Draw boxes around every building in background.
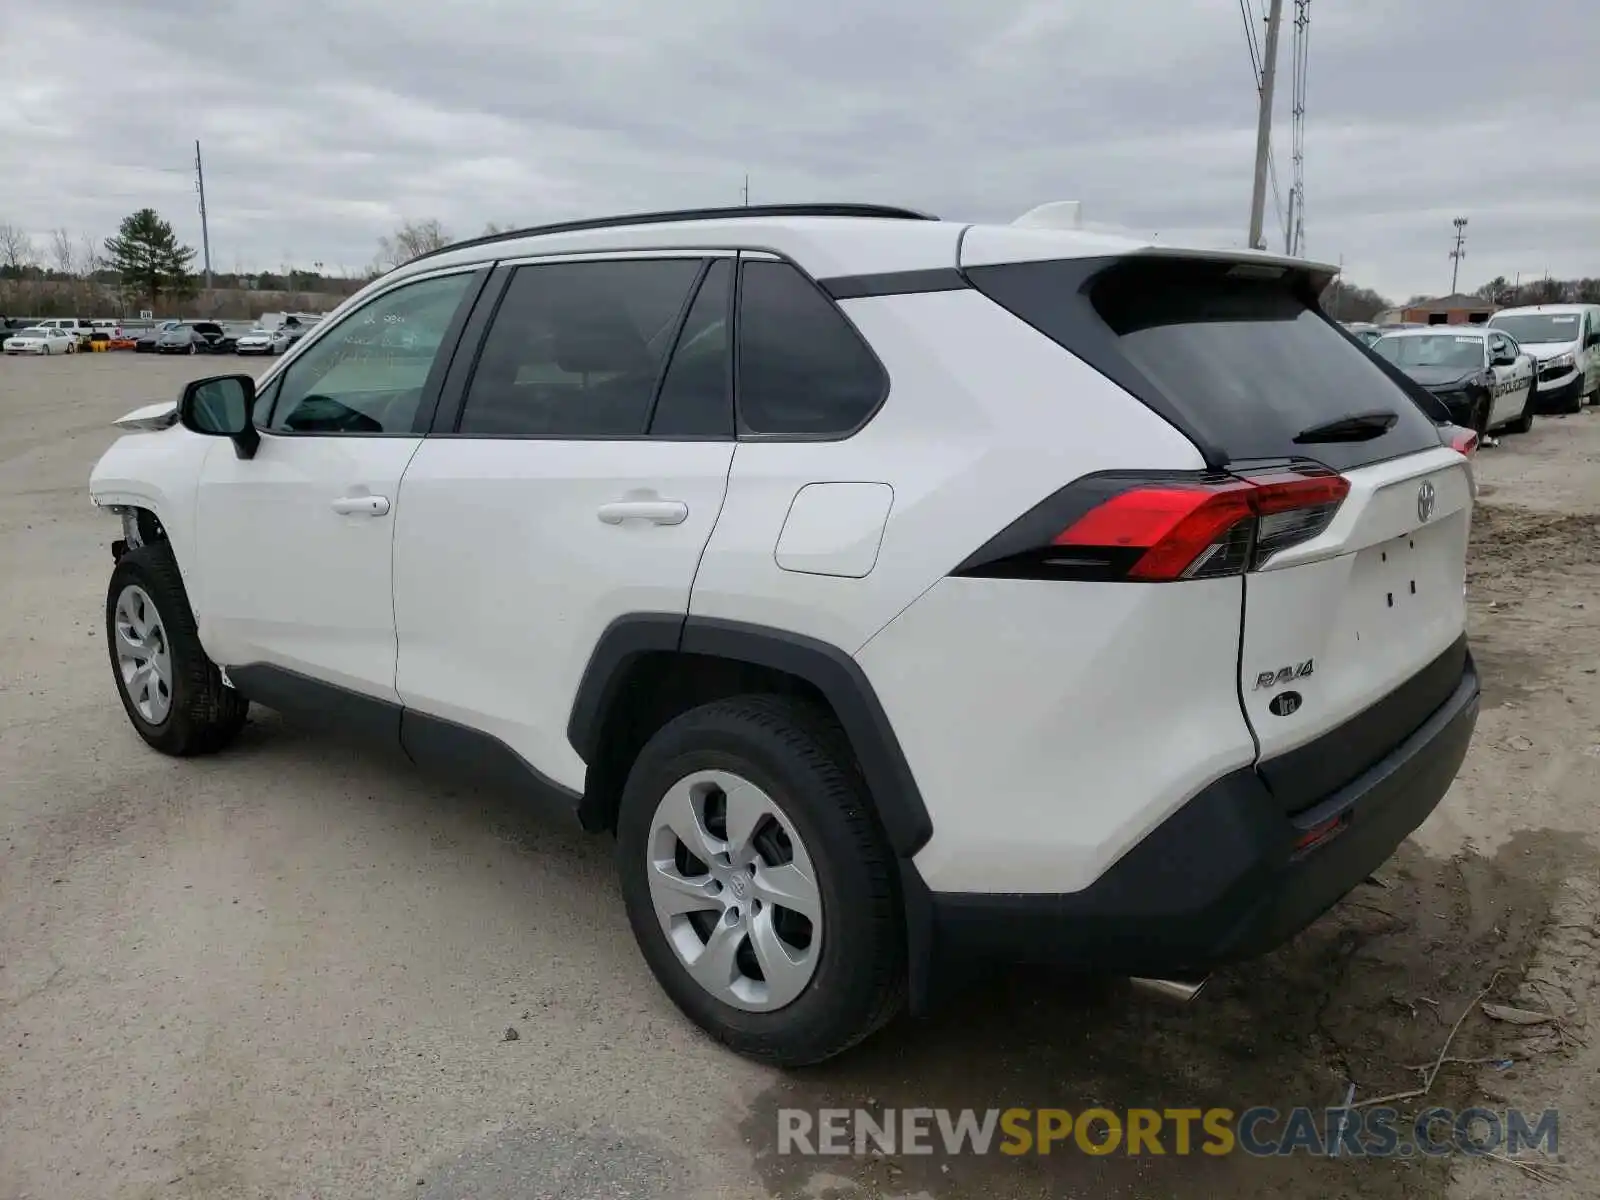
[1397,294,1499,325]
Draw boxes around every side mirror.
[179,374,260,459]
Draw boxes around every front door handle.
[331,495,391,517]
[597,500,688,526]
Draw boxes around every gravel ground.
[2,353,1597,1200]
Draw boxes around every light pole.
[1449,217,1468,294]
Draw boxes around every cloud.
[2,0,1595,297]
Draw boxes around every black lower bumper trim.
[1535,375,1584,413]
[915,653,1479,982]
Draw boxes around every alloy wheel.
[646,769,822,1012]
[113,584,173,724]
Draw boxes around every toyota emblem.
[1417,480,1436,524]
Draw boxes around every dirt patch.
[742,832,1591,1200]
[1468,505,1600,590]
[1465,504,1597,709]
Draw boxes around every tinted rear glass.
[968,257,1443,471]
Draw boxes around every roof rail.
[404,202,940,267]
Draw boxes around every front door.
[394,254,737,790]
[1485,331,1531,426]
[192,267,483,701]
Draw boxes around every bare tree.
[50,228,75,275]
[375,218,452,269]
[0,222,34,272]
[75,233,102,278]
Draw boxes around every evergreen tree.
[103,209,197,309]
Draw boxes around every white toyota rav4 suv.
[88,203,1480,1066]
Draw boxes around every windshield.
[1371,333,1484,370]
[1490,313,1582,344]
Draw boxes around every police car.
[1369,326,1536,441]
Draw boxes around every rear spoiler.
[1129,246,1340,294]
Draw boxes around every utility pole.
[194,140,213,291]
[1448,217,1468,294]
[1247,0,1285,251]
[742,174,750,206]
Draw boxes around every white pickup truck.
[35,318,92,346]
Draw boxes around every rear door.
[392,253,737,792]
[964,249,1472,811]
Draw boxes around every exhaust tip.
[1129,975,1210,1004]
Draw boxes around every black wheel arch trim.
[567,614,934,858]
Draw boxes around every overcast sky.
[3,0,1595,300]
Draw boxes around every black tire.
[106,542,248,756]
[616,694,905,1066]
[1470,392,1492,440]
[187,342,197,356]
[1509,379,1536,434]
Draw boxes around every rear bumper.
[911,650,1479,984]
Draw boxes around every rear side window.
[968,257,1443,471]
[736,259,886,436]
[649,259,733,438]
[458,258,702,437]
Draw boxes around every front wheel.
[616,695,905,1066]
[107,543,249,756]
[187,342,197,356]
[1509,382,1536,434]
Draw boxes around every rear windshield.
[966,256,1443,471]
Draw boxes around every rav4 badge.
[1254,660,1314,690]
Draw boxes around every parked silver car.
[234,326,294,356]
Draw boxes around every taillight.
[1444,425,1478,457]
[954,466,1350,583]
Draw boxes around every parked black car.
[155,321,234,354]
[135,322,180,353]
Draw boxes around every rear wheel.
[107,543,248,756]
[616,695,904,1066]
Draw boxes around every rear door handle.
[597,500,688,526]
[331,495,391,517]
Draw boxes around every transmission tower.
[1287,0,1309,256]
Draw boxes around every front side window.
[456,258,702,437]
[266,271,474,435]
[736,260,886,436]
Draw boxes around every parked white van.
[1487,304,1600,414]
